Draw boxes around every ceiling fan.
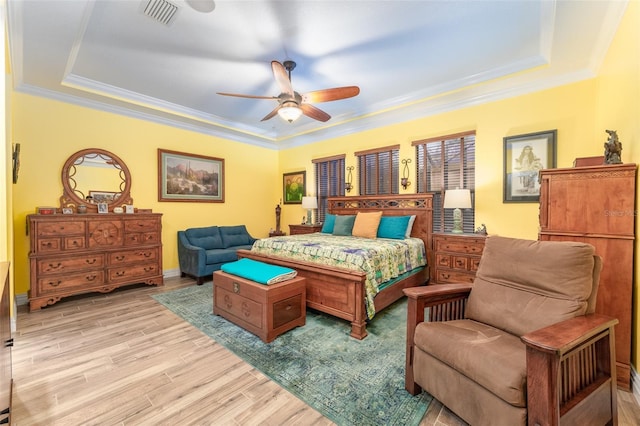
[217,60,360,123]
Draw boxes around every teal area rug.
[152,284,431,425]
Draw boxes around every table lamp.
[443,188,471,233]
[301,196,318,225]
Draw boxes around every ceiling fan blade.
[260,105,281,122]
[217,92,277,100]
[302,86,360,103]
[300,103,331,122]
[271,61,294,97]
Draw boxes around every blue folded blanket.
[221,258,297,285]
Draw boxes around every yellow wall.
[11,94,279,295]
[593,0,640,371]
[8,1,640,371]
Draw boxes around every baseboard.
[15,292,28,307]
[163,268,181,278]
[631,365,640,404]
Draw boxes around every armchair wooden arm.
[404,284,472,394]
[522,314,618,426]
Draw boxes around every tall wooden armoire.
[539,163,636,390]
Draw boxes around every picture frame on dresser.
[97,203,108,214]
[503,129,556,203]
[157,149,225,203]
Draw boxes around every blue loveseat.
[177,225,257,285]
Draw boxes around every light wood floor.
[10,276,640,425]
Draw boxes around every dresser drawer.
[108,262,160,282]
[124,232,159,246]
[36,221,85,236]
[64,236,86,250]
[88,221,124,247]
[435,238,484,254]
[436,254,451,268]
[37,255,105,274]
[435,269,475,284]
[37,238,61,253]
[109,247,159,265]
[124,219,158,232]
[37,270,105,294]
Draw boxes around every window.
[355,145,399,195]
[313,155,346,223]
[413,132,476,233]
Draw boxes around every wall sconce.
[401,158,411,189]
[345,166,354,193]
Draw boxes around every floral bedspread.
[250,233,427,319]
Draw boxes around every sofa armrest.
[522,314,619,425]
[177,231,206,277]
[404,283,472,395]
[521,313,618,355]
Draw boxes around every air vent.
[143,0,179,25]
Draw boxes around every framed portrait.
[97,203,109,214]
[283,171,306,204]
[503,130,557,203]
[89,190,118,203]
[158,149,224,203]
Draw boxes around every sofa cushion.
[466,236,596,336]
[414,319,526,407]
[220,225,252,248]
[206,248,240,265]
[184,226,224,250]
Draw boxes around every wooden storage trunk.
[213,271,306,343]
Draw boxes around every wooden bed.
[237,194,433,339]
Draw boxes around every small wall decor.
[283,171,306,204]
[401,158,411,189]
[503,130,556,203]
[345,166,354,193]
[158,149,225,202]
[603,129,623,164]
[12,143,20,184]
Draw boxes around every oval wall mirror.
[60,148,133,213]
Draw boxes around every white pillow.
[405,215,416,238]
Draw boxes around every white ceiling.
[7,0,628,149]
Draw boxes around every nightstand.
[432,233,486,284]
[269,230,286,237]
[289,224,322,235]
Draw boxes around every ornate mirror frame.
[60,148,133,213]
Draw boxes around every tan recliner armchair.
[405,236,618,426]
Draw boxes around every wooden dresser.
[0,263,12,424]
[432,233,486,284]
[289,224,322,235]
[28,213,163,311]
[539,163,636,390]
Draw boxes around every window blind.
[313,155,345,223]
[414,132,476,233]
[355,145,399,195]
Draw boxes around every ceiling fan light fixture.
[278,102,303,123]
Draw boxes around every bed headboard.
[327,194,434,265]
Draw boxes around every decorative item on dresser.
[539,163,637,390]
[432,232,486,284]
[288,224,322,235]
[28,213,164,311]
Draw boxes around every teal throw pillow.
[377,216,411,239]
[332,215,356,236]
[321,214,336,233]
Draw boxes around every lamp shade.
[278,102,303,123]
[443,189,471,209]
[301,196,318,209]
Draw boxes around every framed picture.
[89,190,119,203]
[97,203,109,214]
[503,130,557,203]
[283,171,306,204]
[158,149,224,202]
[124,204,135,214]
[62,207,73,215]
